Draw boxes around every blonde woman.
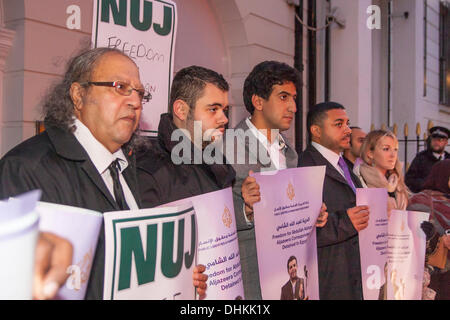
[355,129,437,299]
[353,129,410,212]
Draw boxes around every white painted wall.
[390,0,449,166]
[328,0,373,133]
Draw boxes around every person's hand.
[241,170,260,222]
[347,205,370,232]
[193,264,208,300]
[315,203,328,228]
[33,232,73,300]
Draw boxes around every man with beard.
[405,126,449,193]
[297,102,369,300]
[137,66,234,206]
[137,67,235,296]
[280,256,306,300]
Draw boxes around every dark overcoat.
[298,144,363,300]
[0,123,141,300]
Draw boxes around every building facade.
[1,0,449,166]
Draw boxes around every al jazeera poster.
[92,0,177,133]
[161,188,245,300]
[356,188,429,300]
[252,166,326,300]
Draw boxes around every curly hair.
[243,61,301,115]
[41,47,131,132]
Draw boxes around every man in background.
[280,256,306,300]
[343,126,367,171]
[405,126,449,193]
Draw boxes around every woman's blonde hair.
[360,129,410,196]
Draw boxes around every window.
[440,1,450,106]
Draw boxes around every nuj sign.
[93,0,178,133]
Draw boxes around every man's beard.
[186,117,225,150]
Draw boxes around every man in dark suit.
[0,48,207,299]
[298,102,370,300]
[405,126,449,193]
[280,256,306,300]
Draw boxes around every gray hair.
[42,47,132,132]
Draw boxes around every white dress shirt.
[311,141,346,178]
[245,117,287,170]
[243,117,288,224]
[73,119,139,210]
[433,152,444,160]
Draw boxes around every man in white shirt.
[298,101,369,300]
[226,61,327,299]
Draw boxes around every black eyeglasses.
[81,81,152,103]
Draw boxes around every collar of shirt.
[433,152,444,160]
[311,141,345,176]
[245,117,286,151]
[73,118,128,175]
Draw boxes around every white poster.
[0,190,41,300]
[92,0,177,133]
[162,188,245,300]
[103,204,197,300]
[36,202,103,300]
[252,166,326,300]
[386,210,429,300]
[356,188,389,300]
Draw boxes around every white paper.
[0,190,41,299]
[36,202,103,300]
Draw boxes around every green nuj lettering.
[130,0,153,31]
[118,224,157,291]
[101,0,127,26]
[153,5,172,36]
[161,219,184,278]
[184,215,196,269]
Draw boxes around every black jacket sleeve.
[405,156,425,193]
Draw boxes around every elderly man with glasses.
[0,47,207,299]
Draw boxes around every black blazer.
[0,124,141,300]
[298,145,363,300]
